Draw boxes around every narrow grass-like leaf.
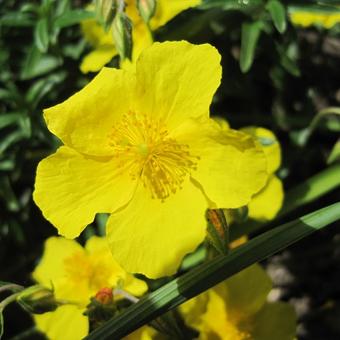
[86,202,340,340]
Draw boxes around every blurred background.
[0,0,339,339]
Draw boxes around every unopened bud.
[95,287,113,305]
[206,209,229,255]
[17,285,58,314]
[112,11,133,61]
[95,0,118,30]
[137,0,157,23]
[85,288,116,328]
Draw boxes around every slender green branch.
[0,292,21,310]
[0,284,24,294]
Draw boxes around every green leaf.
[240,20,263,73]
[34,18,50,52]
[21,46,62,80]
[266,0,286,33]
[0,12,34,26]
[0,113,22,130]
[276,44,300,77]
[327,139,340,164]
[54,10,94,28]
[0,310,3,339]
[85,202,340,340]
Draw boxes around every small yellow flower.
[80,0,201,73]
[181,264,297,340]
[34,41,267,278]
[33,236,147,340]
[289,9,340,29]
[242,127,284,221]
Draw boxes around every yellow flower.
[33,236,147,340]
[34,41,267,278]
[181,264,297,340]
[289,9,340,29]
[80,0,201,73]
[241,127,284,221]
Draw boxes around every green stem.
[0,284,24,294]
[301,106,340,146]
[0,292,21,310]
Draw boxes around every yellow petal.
[34,305,88,340]
[85,236,148,296]
[248,175,284,221]
[136,41,221,130]
[81,17,112,47]
[33,146,136,238]
[173,119,268,208]
[252,302,297,340]
[241,127,281,174]
[80,45,116,74]
[222,264,272,318]
[151,0,201,29]
[43,67,136,156]
[200,290,246,340]
[131,21,153,62]
[180,293,209,331]
[106,179,208,278]
[124,325,158,340]
[32,237,83,288]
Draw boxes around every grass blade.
[86,202,340,340]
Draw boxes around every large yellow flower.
[33,236,147,340]
[80,0,201,73]
[34,41,267,278]
[242,127,284,221]
[181,264,297,340]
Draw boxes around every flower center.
[109,112,199,200]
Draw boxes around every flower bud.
[95,287,113,305]
[206,209,229,255]
[17,285,58,314]
[137,0,157,23]
[112,11,133,61]
[95,0,117,30]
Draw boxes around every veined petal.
[80,45,116,74]
[252,302,297,340]
[136,41,221,130]
[85,236,148,296]
[33,146,136,238]
[242,126,281,175]
[151,0,201,29]
[172,119,268,209]
[32,237,84,288]
[222,264,272,318]
[201,290,243,340]
[34,305,88,340]
[106,180,208,278]
[43,68,136,156]
[248,175,284,221]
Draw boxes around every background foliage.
[0,0,339,339]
